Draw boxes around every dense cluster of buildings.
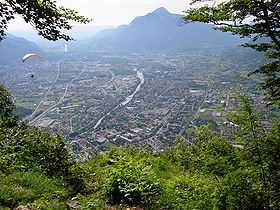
[0,53,269,156]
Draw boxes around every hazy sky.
[8,0,190,31]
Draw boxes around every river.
[93,71,144,130]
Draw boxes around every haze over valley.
[1,1,280,209]
[0,8,268,155]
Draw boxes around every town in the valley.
[0,52,272,156]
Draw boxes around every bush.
[0,124,70,175]
[0,84,17,127]
[82,147,162,209]
[0,125,72,176]
[78,195,107,210]
[168,126,239,176]
[105,162,161,207]
[0,171,67,209]
[0,124,85,193]
[160,174,219,210]
[220,169,264,210]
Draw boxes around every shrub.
[220,169,264,210]
[78,195,107,210]
[168,127,239,176]
[105,162,161,208]
[0,171,67,209]
[0,124,85,192]
[0,84,17,127]
[160,174,219,210]
[82,147,162,209]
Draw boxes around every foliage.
[0,171,67,209]
[77,195,107,210]
[0,123,85,193]
[0,84,16,127]
[81,147,162,209]
[228,96,260,138]
[160,174,219,210]
[185,0,280,105]
[228,96,280,209]
[168,126,238,176]
[0,0,91,41]
[105,164,161,207]
[1,0,278,209]
[0,118,279,209]
[0,86,84,209]
[0,85,279,209]
[220,169,264,210]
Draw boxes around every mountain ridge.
[78,7,242,52]
[0,34,41,64]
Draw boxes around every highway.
[26,61,62,122]
[29,62,85,126]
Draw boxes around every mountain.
[80,7,242,52]
[0,35,41,64]
[10,25,112,51]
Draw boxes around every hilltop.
[79,7,242,52]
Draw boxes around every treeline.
[0,84,279,210]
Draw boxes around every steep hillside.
[0,35,41,64]
[81,7,242,52]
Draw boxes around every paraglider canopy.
[22,53,42,63]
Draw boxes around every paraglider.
[22,53,42,63]
[22,53,42,79]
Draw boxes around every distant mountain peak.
[151,7,170,15]
[86,6,241,52]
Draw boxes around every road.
[67,70,144,138]
[26,61,62,121]
[29,62,85,126]
[93,71,144,130]
[179,80,211,137]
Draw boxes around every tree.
[0,0,91,41]
[0,84,16,126]
[228,96,280,209]
[185,0,280,105]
